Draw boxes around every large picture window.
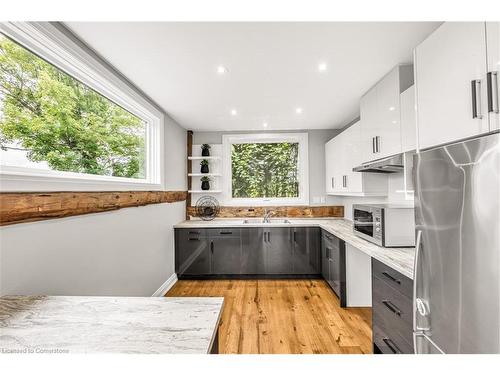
[223,133,309,206]
[0,34,146,179]
[0,22,163,191]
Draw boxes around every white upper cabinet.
[400,85,417,152]
[360,65,414,162]
[487,22,500,131]
[414,22,490,150]
[325,120,388,196]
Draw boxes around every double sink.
[242,218,291,224]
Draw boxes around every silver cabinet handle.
[487,72,499,114]
[372,137,376,154]
[471,79,483,119]
[376,136,380,153]
[342,175,347,188]
[331,177,335,188]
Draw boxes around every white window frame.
[222,133,309,206]
[0,22,165,192]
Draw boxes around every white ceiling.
[66,22,440,131]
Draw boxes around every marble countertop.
[175,218,415,279]
[0,296,223,354]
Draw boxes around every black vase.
[201,148,210,156]
[201,164,209,173]
[201,181,210,190]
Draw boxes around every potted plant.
[201,176,211,191]
[200,159,209,173]
[201,144,211,157]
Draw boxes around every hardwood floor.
[166,279,372,354]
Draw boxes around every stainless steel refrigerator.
[413,131,500,354]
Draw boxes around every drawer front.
[373,324,413,354]
[206,228,241,238]
[372,274,413,328]
[176,228,207,239]
[372,258,413,299]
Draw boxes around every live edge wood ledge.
[0,191,187,226]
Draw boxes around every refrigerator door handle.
[413,229,422,332]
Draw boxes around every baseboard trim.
[152,273,178,297]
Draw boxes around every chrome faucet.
[263,208,274,223]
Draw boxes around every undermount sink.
[242,218,291,224]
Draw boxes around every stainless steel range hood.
[352,153,404,173]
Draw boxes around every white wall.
[0,202,184,296]
[193,129,340,206]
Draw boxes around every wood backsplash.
[187,205,344,219]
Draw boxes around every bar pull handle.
[188,238,200,241]
[382,300,402,316]
[342,175,347,188]
[210,241,214,254]
[381,271,401,285]
[487,72,499,114]
[293,230,297,243]
[188,231,201,235]
[331,177,335,188]
[382,338,402,354]
[376,136,380,153]
[372,137,376,154]
[268,231,271,242]
[219,231,233,235]
[471,79,483,119]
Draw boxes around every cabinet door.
[340,121,363,193]
[376,68,402,158]
[360,87,379,161]
[325,135,343,193]
[265,228,292,274]
[321,232,330,280]
[175,230,210,276]
[241,228,265,274]
[415,22,489,150]
[487,22,500,131]
[210,234,242,275]
[325,139,336,193]
[292,228,320,274]
[400,86,417,152]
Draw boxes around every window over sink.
[222,133,309,206]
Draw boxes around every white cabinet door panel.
[487,22,500,130]
[415,22,489,150]
[360,88,378,161]
[400,86,417,152]
[376,68,403,158]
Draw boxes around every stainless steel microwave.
[353,204,415,247]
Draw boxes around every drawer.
[372,275,413,327]
[372,258,413,299]
[373,324,414,354]
[176,228,207,239]
[206,228,241,238]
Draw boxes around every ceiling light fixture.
[231,109,237,116]
[295,107,303,114]
[318,62,327,72]
[262,122,268,128]
[217,66,228,74]
[389,106,396,111]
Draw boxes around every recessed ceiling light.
[262,122,268,128]
[217,66,228,74]
[389,106,396,111]
[230,109,237,116]
[295,107,303,114]
[318,62,327,72]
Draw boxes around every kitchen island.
[0,296,223,354]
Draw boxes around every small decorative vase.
[201,180,210,190]
[202,148,210,157]
[201,164,209,174]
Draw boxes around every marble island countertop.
[175,218,415,279]
[0,296,223,354]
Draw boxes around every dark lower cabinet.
[175,226,321,278]
[264,228,293,274]
[175,229,211,276]
[321,229,346,306]
[292,227,321,274]
[241,228,265,274]
[372,258,414,354]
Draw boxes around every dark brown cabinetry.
[372,258,414,354]
[175,227,321,278]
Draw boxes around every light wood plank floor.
[166,279,372,354]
